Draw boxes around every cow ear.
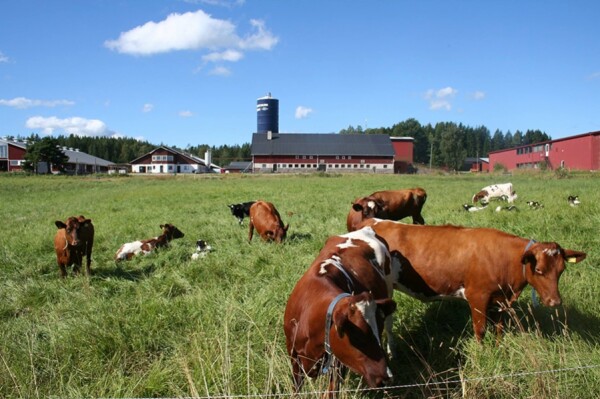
[375,298,396,317]
[352,203,364,212]
[160,224,165,229]
[55,221,66,229]
[284,224,290,232]
[332,305,350,338]
[521,250,537,268]
[564,249,587,264]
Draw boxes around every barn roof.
[251,133,395,156]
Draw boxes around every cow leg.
[248,221,255,241]
[489,307,505,345]
[290,354,305,393]
[468,297,490,342]
[384,314,396,357]
[326,359,344,399]
[72,252,83,276]
[58,262,67,278]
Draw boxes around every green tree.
[437,122,467,171]
[23,137,69,174]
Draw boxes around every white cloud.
[179,110,193,117]
[142,103,154,113]
[208,66,231,76]
[295,106,313,119]
[588,71,600,80]
[25,116,118,137]
[0,97,75,109]
[104,10,277,56]
[471,91,486,100]
[424,87,457,111]
[0,51,8,63]
[202,49,244,62]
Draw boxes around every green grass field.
[1,171,599,398]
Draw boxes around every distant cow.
[54,215,94,278]
[463,203,488,212]
[191,239,212,260]
[495,205,518,212]
[347,188,427,231]
[472,182,517,204]
[248,201,289,243]
[115,223,184,261]
[568,195,581,207]
[526,201,543,209]
[228,201,256,224]
[284,227,397,397]
[363,219,586,341]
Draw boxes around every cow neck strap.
[322,292,351,374]
[522,239,537,279]
[522,239,540,307]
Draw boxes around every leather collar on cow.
[322,292,351,374]
[523,239,539,307]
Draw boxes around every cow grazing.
[568,195,581,207]
[463,203,488,212]
[54,216,94,278]
[526,200,543,209]
[114,224,184,261]
[472,182,517,204]
[228,201,256,224]
[347,187,427,231]
[284,227,397,397]
[191,239,212,260]
[248,200,288,243]
[362,219,586,342]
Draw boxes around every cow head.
[160,224,185,240]
[522,243,586,307]
[55,217,82,247]
[268,224,289,243]
[352,197,385,219]
[331,292,396,387]
[472,190,488,203]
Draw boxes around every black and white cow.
[228,201,256,224]
[495,205,518,212]
[526,200,544,209]
[191,239,212,260]
[568,195,581,207]
[463,203,488,212]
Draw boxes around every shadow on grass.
[288,232,313,242]
[92,263,156,281]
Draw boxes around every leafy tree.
[437,122,467,171]
[23,137,69,174]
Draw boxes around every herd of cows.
[52,182,587,397]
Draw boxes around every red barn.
[390,136,414,173]
[489,131,600,172]
[0,139,27,172]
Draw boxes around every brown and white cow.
[114,223,184,261]
[362,219,586,342]
[248,200,289,243]
[54,215,94,278]
[472,182,517,204]
[347,188,427,231]
[284,227,397,397]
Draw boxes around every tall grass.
[0,172,599,398]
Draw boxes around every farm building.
[0,139,27,172]
[129,146,221,174]
[390,136,415,173]
[251,132,396,173]
[463,157,490,173]
[223,161,252,173]
[0,139,113,174]
[488,130,600,171]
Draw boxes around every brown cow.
[248,200,288,243]
[347,188,427,231]
[284,227,397,397]
[364,219,586,342]
[114,223,184,261]
[54,215,94,278]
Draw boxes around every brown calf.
[347,188,427,231]
[54,215,94,278]
[283,227,397,397]
[365,220,586,341]
[114,223,185,261]
[248,200,289,243]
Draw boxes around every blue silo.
[256,93,279,133]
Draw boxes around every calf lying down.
[115,223,184,261]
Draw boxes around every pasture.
[1,171,599,398]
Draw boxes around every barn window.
[0,144,7,158]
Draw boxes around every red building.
[390,136,414,173]
[489,131,600,171]
[0,139,27,172]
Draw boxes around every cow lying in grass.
[472,182,517,204]
[115,224,184,261]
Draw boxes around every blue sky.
[1,1,599,148]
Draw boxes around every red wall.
[391,140,414,163]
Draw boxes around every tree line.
[10,119,550,171]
